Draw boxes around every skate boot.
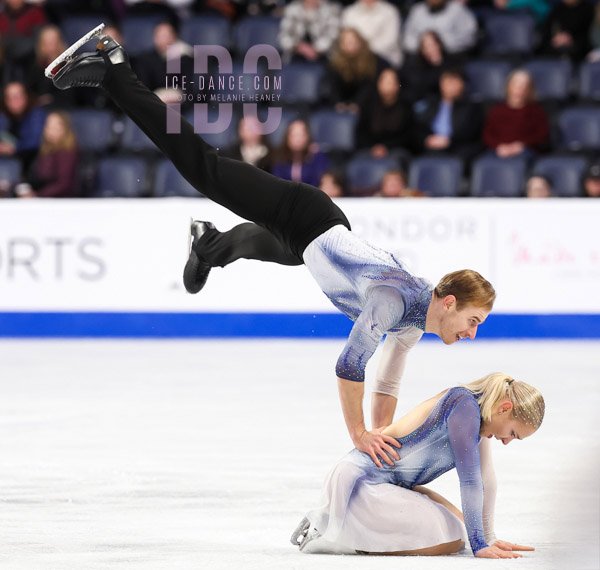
[183,220,216,294]
[45,23,128,89]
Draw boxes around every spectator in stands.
[541,0,594,62]
[374,169,425,197]
[0,81,46,171]
[319,170,345,197]
[221,117,273,171]
[493,0,551,26]
[278,0,342,64]
[25,25,76,108]
[414,68,482,163]
[0,0,47,79]
[327,28,389,113]
[589,3,600,58]
[482,70,549,160]
[402,31,460,103]
[124,0,190,26]
[341,0,403,68]
[583,163,600,197]
[403,0,477,58]
[15,111,79,198]
[272,119,329,186]
[356,68,413,157]
[132,21,194,93]
[525,175,553,198]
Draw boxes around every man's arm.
[335,286,407,466]
[371,331,423,428]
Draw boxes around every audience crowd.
[1,0,599,199]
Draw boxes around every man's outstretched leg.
[49,29,349,291]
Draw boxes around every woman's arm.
[479,436,498,545]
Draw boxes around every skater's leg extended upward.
[50,27,350,263]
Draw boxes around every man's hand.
[355,427,401,468]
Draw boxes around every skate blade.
[44,23,105,78]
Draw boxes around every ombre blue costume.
[305,387,489,555]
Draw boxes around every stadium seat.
[309,110,357,152]
[483,13,535,55]
[558,107,600,150]
[69,109,115,153]
[465,61,512,102]
[0,157,21,186]
[408,156,463,197]
[94,157,147,197]
[579,62,600,101]
[60,16,104,47]
[523,59,572,100]
[153,159,201,197]
[233,16,281,55]
[122,16,165,56]
[470,156,526,197]
[120,117,158,154]
[346,156,399,196]
[532,156,587,197]
[180,15,231,49]
[280,63,325,105]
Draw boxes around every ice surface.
[0,339,598,570]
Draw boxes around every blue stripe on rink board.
[0,312,599,339]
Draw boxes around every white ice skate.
[44,23,105,79]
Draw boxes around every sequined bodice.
[341,387,487,554]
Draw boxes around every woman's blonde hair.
[461,372,545,428]
[40,111,77,155]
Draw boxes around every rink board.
[0,198,598,338]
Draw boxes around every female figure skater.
[47,26,496,467]
[291,373,544,559]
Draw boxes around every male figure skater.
[47,26,495,467]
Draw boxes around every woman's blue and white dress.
[304,387,495,555]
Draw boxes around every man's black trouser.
[103,63,350,267]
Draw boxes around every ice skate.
[46,24,128,89]
[290,516,310,547]
[183,220,216,294]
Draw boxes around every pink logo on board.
[164,44,282,136]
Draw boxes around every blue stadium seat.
[309,110,357,152]
[69,109,115,153]
[483,13,535,55]
[408,157,463,197]
[523,59,572,100]
[579,62,600,101]
[234,16,281,55]
[153,160,201,197]
[180,15,231,49]
[280,63,325,105]
[346,156,399,196]
[532,156,587,197]
[60,16,104,47]
[465,61,512,101]
[94,157,147,197]
[0,157,21,186]
[122,16,165,56]
[184,108,238,150]
[120,117,157,153]
[470,156,526,197]
[558,107,600,150]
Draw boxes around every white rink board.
[0,198,598,313]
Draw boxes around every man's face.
[438,299,489,344]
